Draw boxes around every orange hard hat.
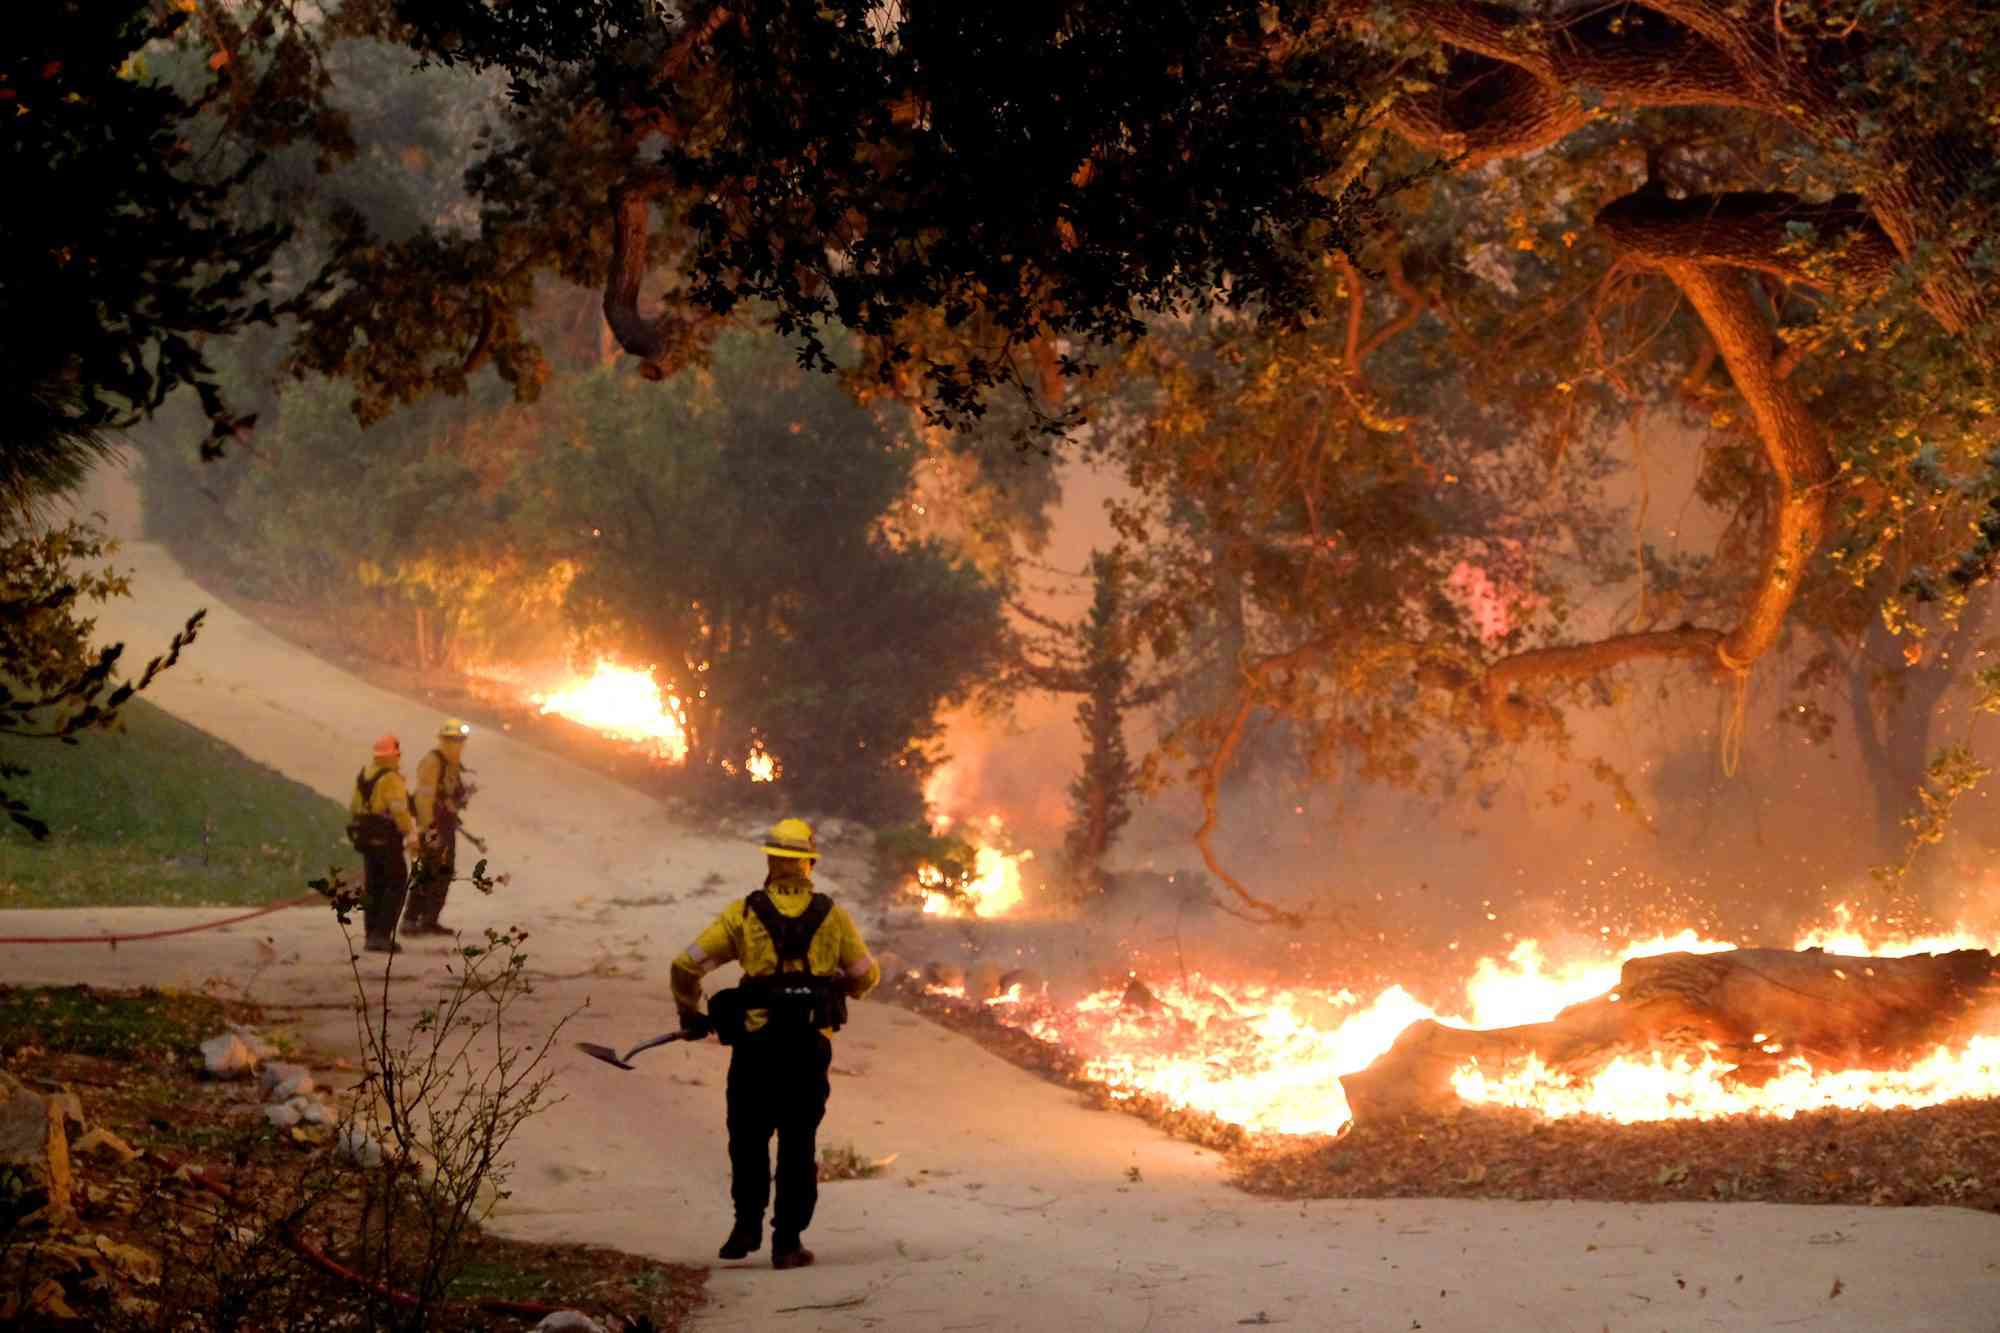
[372,734,401,758]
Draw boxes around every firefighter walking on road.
[669,817,880,1270]
[346,734,419,954]
[403,718,474,937]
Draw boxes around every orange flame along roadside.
[479,660,782,781]
[919,912,2000,1137]
[528,661,690,763]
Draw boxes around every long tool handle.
[621,1031,694,1062]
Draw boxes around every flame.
[1459,931,1734,1028]
[746,741,779,782]
[947,908,2000,1136]
[917,842,1031,918]
[1791,902,1990,956]
[1451,1039,2000,1123]
[1009,979,1431,1136]
[910,764,1031,918]
[531,662,689,763]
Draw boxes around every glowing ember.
[949,909,2000,1137]
[532,662,689,763]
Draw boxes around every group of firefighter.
[345,719,474,954]
[346,726,876,1271]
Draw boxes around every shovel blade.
[574,1041,635,1071]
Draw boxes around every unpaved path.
[3,479,1997,1331]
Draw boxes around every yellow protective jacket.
[350,760,416,837]
[413,746,467,832]
[670,866,879,1036]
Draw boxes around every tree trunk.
[1341,947,2000,1119]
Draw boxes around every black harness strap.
[744,890,835,973]
[711,890,848,1039]
[348,768,405,854]
[424,749,467,803]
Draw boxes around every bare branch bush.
[311,861,578,1331]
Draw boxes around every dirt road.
[4,478,1996,1331]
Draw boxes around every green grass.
[817,1141,887,1181]
[446,1258,558,1304]
[447,1251,687,1307]
[0,985,230,1059]
[0,698,350,908]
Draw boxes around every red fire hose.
[157,1150,570,1320]
[0,894,323,947]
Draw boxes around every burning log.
[1341,948,2000,1119]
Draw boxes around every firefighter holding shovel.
[665,817,880,1270]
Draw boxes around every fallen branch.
[775,1294,869,1314]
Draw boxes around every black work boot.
[364,933,401,955]
[771,1234,814,1269]
[718,1219,762,1261]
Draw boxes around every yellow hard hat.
[761,817,817,860]
[439,718,471,741]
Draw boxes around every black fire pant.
[360,843,407,940]
[403,826,456,927]
[724,1028,832,1245]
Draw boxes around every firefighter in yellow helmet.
[402,718,474,937]
[669,817,880,1270]
[345,734,419,954]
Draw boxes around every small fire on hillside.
[918,910,2000,1137]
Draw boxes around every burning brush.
[906,910,2000,1139]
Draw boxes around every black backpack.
[344,768,404,854]
[708,891,847,1044]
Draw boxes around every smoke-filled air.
[7,3,2000,1330]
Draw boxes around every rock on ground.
[260,1061,315,1101]
[533,1314,608,1333]
[200,1033,259,1078]
[0,1071,72,1221]
[336,1126,383,1168]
